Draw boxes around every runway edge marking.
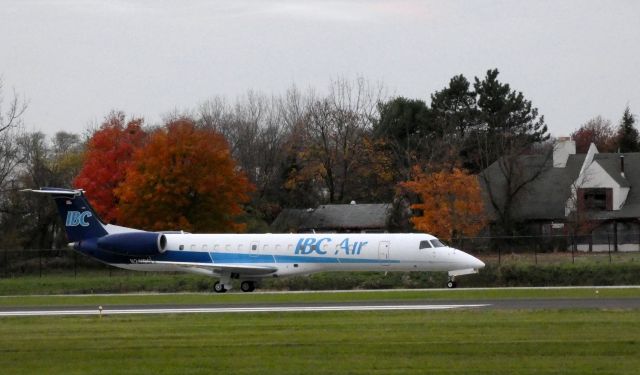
[0,304,489,317]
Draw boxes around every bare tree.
[197,91,292,212]
[0,79,28,194]
[0,79,27,134]
[294,77,386,203]
[479,139,554,235]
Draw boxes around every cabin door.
[378,241,390,266]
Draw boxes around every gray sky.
[2,0,639,137]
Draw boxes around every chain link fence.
[453,232,640,266]
[0,248,136,278]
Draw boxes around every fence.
[453,232,640,266]
[1,233,639,278]
[0,248,137,278]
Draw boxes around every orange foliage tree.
[73,112,147,223]
[401,167,486,241]
[115,119,253,232]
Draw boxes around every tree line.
[0,71,638,250]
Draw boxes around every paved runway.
[1,297,639,317]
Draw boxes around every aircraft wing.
[145,260,278,276]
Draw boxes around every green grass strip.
[0,309,638,374]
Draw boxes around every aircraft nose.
[471,255,485,269]
[457,250,485,269]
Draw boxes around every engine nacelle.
[97,232,167,256]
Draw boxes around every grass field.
[1,288,639,374]
[0,309,638,374]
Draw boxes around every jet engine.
[97,232,167,256]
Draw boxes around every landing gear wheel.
[213,281,227,293]
[240,281,256,292]
[447,280,457,289]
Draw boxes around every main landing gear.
[240,281,256,293]
[447,277,458,289]
[213,280,256,293]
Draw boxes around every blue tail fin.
[23,188,108,242]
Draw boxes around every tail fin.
[22,188,108,242]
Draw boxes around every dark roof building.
[480,139,640,251]
[271,203,391,233]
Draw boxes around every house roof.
[270,203,390,232]
[481,153,584,221]
[593,154,631,188]
[481,151,640,221]
[587,153,640,219]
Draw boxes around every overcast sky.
[1,0,639,137]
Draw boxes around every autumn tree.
[571,116,616,153]
[400,167,486,241]
[115,119,253,232]
[73,112,146,223]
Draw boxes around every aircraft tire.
[446,280,457,289]
[213,281,227,293]
[240,281,255,293]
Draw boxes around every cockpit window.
[430,239,445,248]
[419,240,432,249]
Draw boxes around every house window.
[583,188,609,210]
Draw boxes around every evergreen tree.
[472,69,549,169]
[616,106,640,152]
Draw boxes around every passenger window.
[214,244,219,251]
[430,239,444,248]
[202,245,208,251]
[252,244,257,251]
[190,245,196,251]
[225,244,231,251]
[238,244,243,251]
[179,245,184,251]
[419,240,432,249]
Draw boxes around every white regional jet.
[24,188,485,292]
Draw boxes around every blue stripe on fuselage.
[76,245,400,265]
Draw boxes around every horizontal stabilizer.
[21,188,83,196]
